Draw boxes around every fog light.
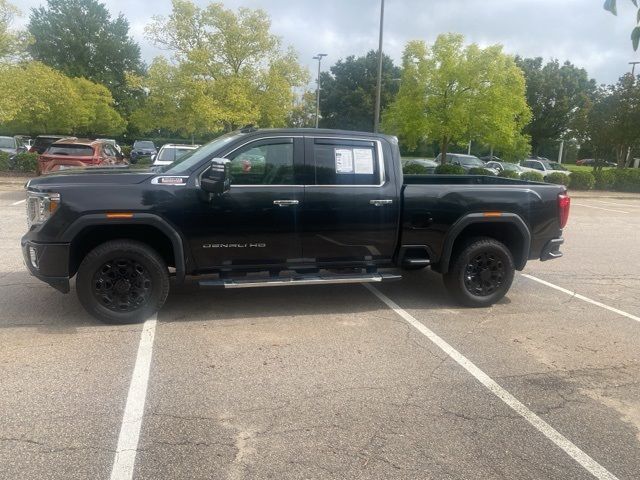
[29,246,38,269]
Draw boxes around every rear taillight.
[558,193,570,229]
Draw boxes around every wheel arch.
[63,214,186,282]
[436,213,531,274]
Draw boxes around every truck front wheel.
[76,240,170,324]
[443,237,515,307]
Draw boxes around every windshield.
[549,161,568,171]
[164,133,242,174]
[502,163,520,171]
[458,156,484,167]
[0,137,15,148]
[135,141,155,149]
[158,147,195,162]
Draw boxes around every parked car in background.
[401,158,438,174]
[130,140,157,163]
[39,139,128,174]
[484,161,526,176]
[0,136,26,159]
[480,155,502,163]
[576,158,616,167]
[152,143,201,166]
[435,153,499,175]
[521,159,571,178]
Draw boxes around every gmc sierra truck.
[21,128,569,323]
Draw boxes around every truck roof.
[239,128,398,143]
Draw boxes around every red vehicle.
[39,139,127,174]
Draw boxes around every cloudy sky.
[11,0,640,85]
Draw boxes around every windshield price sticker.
[335,148,354,173]
[353,148,374,174]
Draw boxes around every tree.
[136,0,308,135]
[584,74,640,168]
[604,0,640,50]
[516,57,596,156]
[288,91,316,128]
[318,51,400,131]
[383,34,531,163]
[0,62,125,136]
[28,0,143,112]
[0,0,29,62]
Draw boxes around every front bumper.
[21,238,71,293]
[540,237,564,261]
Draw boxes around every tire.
[76,240,169,324]
[443,237,515,308]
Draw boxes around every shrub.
[569,171,595,190]
[0,151,11,171]
[545,172,570,186]
[14,152,39,173]
[612,168,640,192]
[403,163,429,174]
[593,169,616,190]
[121,145,132,158]
[520,171,544,182]
[467,167,493,175]
[497,170,520,179]
[434,164,465,175]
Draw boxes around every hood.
[27,167,156,188]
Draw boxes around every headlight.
[26,191,60,228]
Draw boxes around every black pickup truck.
[21,128,569,323]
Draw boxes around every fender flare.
[62,213,187,283]
[438,213,531,274]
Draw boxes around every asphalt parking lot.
[1,182,639,480]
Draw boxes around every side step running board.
[199,272,402,289]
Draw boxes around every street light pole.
[629,61,640,76]
[373,0,385,133]
[313,53,327,128]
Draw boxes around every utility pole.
[313,53,327,128]
[373,0,385,133]
[557,139,564,164]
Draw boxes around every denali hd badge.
[203,243,266,248]
[151,176,188,185]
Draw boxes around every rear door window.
[312,140,380,185]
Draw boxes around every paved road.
[1,187,639,480]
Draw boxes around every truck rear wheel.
[443,237,514,307]
[76,240,169,324]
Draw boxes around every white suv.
[152,144,201,166]
[520,159,570,178]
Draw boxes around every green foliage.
[319,51,400,131]
[604,0,640,50]
[0,151,11,170]
[520,171,545,182]
[545,172,570,186]
[467,167,494,175]
[0,62,125,136]
[612,168,640,192]
[593,169,617,190]
[515,57,596,155]
[384,34,531,162]
[403,163,429,174]
[14,152,38,172]
[434,164,465,175]
[568,171,595,190]
[28,0,143,113]
[134,0,308,136]
[120,145,132,158]
[498,169,520,179]
[0,0,30,62]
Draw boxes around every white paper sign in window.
[353,148,374,174]
[335,148,354,173]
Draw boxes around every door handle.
[369,199,393,207]
[273,200,300,207]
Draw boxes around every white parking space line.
[363,284,619,480]
[522,274,640,324]
[10,199,25,206]
[594,200,640,209]
[572,203,629,214]
[110,315,158,480]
